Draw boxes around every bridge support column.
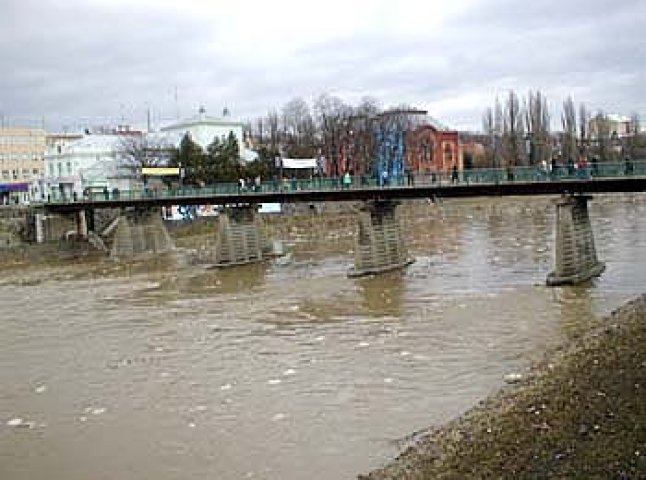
[76,210,88,239]
[214,205,271,266]
[348,200,414,277]
[110,208,174,259]
[547,195,605,286]
[35,213,45,243]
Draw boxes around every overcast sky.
[1,0,644,132]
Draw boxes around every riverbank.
[361,294,646,479]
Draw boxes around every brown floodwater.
[1,194,645,480]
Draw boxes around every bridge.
[33,161,646,286]
[40,163,646,213]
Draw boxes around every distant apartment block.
[0,127,46,204]
[589,113,636,139]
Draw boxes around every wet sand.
[361,294,646,479]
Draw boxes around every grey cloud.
[1,0,644,131]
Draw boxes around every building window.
[444,143,453,163]
[66,162,72,175]
[57,163,62,177]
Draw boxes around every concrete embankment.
[361,295,646,479]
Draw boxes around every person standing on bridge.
[540,159,548,179]
[381,169,389,187]
[624,156,634,176]
[451,164,459,184]
[342,170,352,190]
[406,168,415,186]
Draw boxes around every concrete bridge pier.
[547,194,605,286]
[76,210,89,239]
[110,208,174,259]
[348,200,414,277]
[213,205,271,266]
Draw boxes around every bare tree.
[119,134,175,186]
[578,103,589,155]
[314,93,351,176]
[256,117,264,145]
[524,90,550,166]
[561,96,577,162]
[266,110,279,150]
[494,98,503,168]
[502,90,525,166]
[120,135,169,166]
[355,96,381,117]
[482,106,494,167]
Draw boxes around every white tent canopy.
[282,158,318,169]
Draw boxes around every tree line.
[120,90,644,186]
[481,90,644,168]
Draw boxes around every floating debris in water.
[271,413,287,421]
[35,385,47,394]
[400,351,411,357]
[384,378,394,384]
[504,373,523,384]
[357,341,370,348]
[6,418,24,427]
[282,369,296,376]
[267,379,282,385]
[84,407,107,416]
[220,383,233,391]
[188,422,196,428]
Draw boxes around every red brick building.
[405,125,460,174]
[336,117,461,178]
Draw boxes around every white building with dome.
[159,107,245,154]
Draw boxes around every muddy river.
[1,194,644,479]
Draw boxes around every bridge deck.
[42,161,646,213]
[40,175,646,213]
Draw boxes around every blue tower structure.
[374,123,407,186]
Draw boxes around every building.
[336,111,461,180]
[160,107,245,154]
[589,113,636,139]
[0,127,46,204]
[405,123,460,174]
[43,128,143,201]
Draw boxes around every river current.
[1,194,645,480]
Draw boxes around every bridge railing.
[42,159,646,204]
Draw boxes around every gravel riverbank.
[361,294,646,479]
